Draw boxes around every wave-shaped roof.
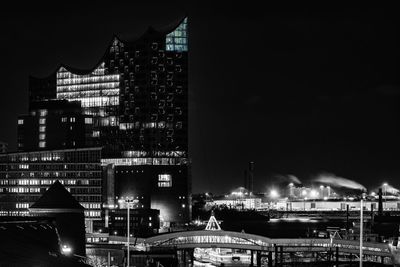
[31,16,187,79]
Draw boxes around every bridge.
[86,215,395,266]
[143,215,393,266]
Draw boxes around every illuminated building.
[0,147,102,230]
[207,188,263,210]
[24,17,190,224]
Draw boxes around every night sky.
[0,3,399,194]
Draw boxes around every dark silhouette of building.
[17,100,94,151]
[244,161,254,192]
[94,208,160,237]
[30,181,87,257]
[0,181,90,266]
[0,141,7,153]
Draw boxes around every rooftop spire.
[205,211,221,231]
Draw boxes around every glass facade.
[0,148,102,219]
[21,17,191,223]
[56,63,120,117]
[166,18,188,52]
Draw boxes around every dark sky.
[0,3,399,194]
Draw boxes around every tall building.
[11,17,191,224]
[0,147,102,230]
[244,161,254,192]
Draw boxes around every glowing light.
[288,183,294,187]
[61,244,72,255]
[310,190,318,198]
[269,189,279,199]
[302,190,307,196]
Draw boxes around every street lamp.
[383,183,388,210]
[118,197,135,267]
[302,189,307,211]
[360,193,366,267]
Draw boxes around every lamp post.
[302,189,307,211]
[360,193,366,267]
[383,183,388,210]
[119,197,135,267]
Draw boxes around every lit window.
[18,119,24,125]
[157,174,172,187]
[39,133,46,140]
[92,131,100,137]
[70,117,75,123]
[39,126,46,132]
[39,110,48,116]
[61,117,67,123]
[85,118,92,124]
[39,118,46,124]
[39,141,46,148]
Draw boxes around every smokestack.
[378,188,383,216]
[247,162,254,193]
[244,170,248,190]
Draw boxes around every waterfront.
[221,217,349,238]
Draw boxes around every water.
[221,217,349,238]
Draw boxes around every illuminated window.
[157,174,172,187]
[56,63,120,113]
[85,118,93,124]
[61,117,67,123]
[92,131,100,137]
[39,118,46,124]
[70,117,75,123]
[39,126,46,132]
[165,18,188,52]
[18,119,24,125]
[39,110,48,116]
[39,133,46,140]
[39,141,46,148]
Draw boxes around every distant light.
[320,185,324,189]
[301,190,307,196]
[383,183,388,186]
[61,244,72,255]
[323,197,328,201]
[370,192,376,197]
[310,190,318,198]
[289,183,294,187]
[269,189,279,199]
